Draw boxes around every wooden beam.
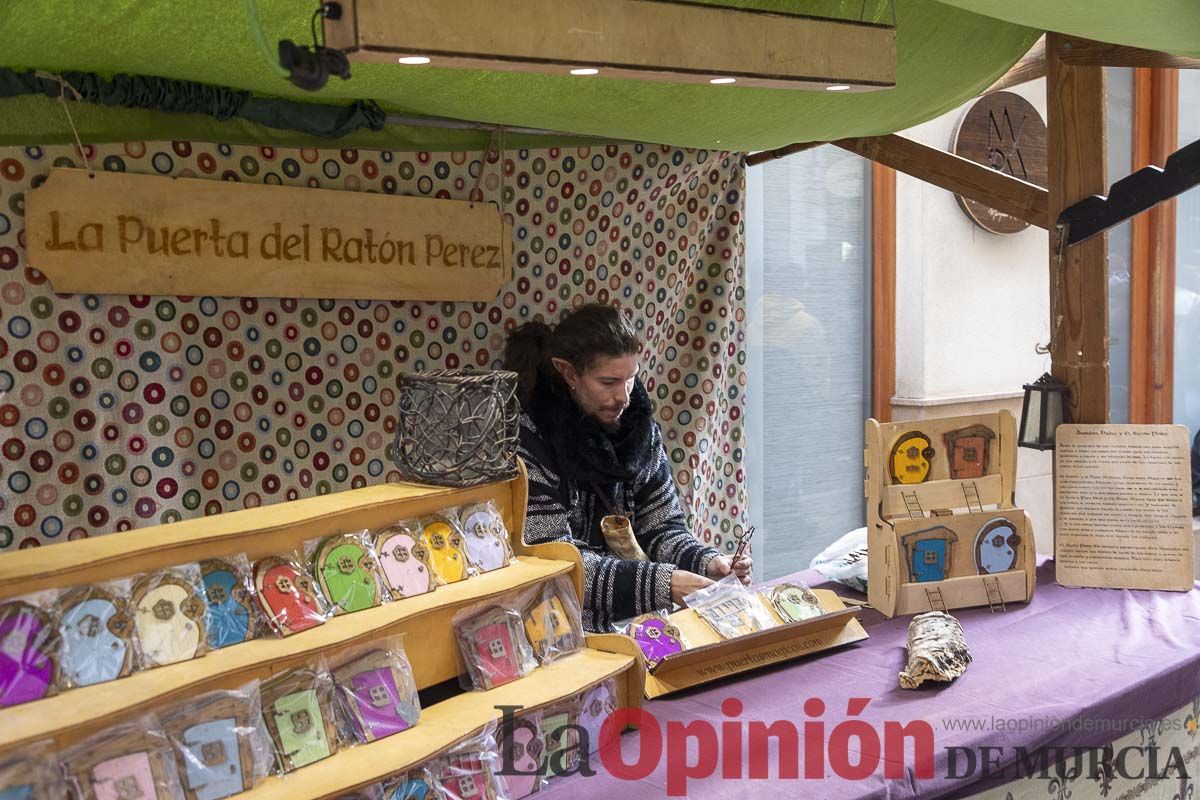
[871,163,896,423]
[1129,68,1180,424]
[835,135,1050,229]
[745,141,824,168]
[1053,36,1200,70]
[984,36,1046,95]
[1046,33,1109,424]
[327,0,896,92]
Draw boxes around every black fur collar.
[526,370,655,485]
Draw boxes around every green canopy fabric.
[0,1,1193,151]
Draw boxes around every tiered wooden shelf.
[0,461,644,798]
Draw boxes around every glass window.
[1175,71,1200,439]
[1106,67,1134,423]
[745,149,870,579]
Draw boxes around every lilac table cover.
[539,558,1200,799]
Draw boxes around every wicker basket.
[392,369,520,487]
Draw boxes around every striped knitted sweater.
[517,376,719,631]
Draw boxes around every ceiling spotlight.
[398,55,431,65]
[570,67,600,76]
[709,77,737,85]
[826,84,851,91]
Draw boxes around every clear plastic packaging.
[55,579,136,690]
[307,531,389,615]
[577,677,619,756]
[496,710,544,798]
[160,679,274,799]
[261,662,340,773]
[420,512,471,585]
[539,697,582,780]
[761,581,825,623]
[379,763,439,800]
[130,565,209,668]
[373,520,440,600]
[433,723,513,800]
[0,590,60,708]
[454,602,537,691]
[252,551,331,637]
[62,713,185,800]
[683,575,776,640]
[329,635,421,744]
[520,576,584,666]
[618,611,687,669]
[200,555,261,649]
[0,740,68,798]
[458,501,514,574]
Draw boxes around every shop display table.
[541,557,1200,799]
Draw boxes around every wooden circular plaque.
[950,91,1047,234]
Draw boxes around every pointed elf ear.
[550,357,578,386]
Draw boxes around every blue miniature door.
[181,718,245,800]
[912,540,948,582]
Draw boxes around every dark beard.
[526,371,655,485]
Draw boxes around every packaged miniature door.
[253,554,328,636]
[578,679,618,755]
[55,583,134,690]
[421,515,469,584]
[262,667,338,773]
[131,569,208,667]
[0,595,59,708]
[458,502,513,574]
[313,533,385,614]
[178,719,245,800]
[200,559,257,649]
[332,646,420,743]
[63,717,183,800]
[374,523,437,599]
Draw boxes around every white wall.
[892,79,1056,553]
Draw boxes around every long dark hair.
[503,303,641,403]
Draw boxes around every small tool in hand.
[733,525,755,569]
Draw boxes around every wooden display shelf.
[242,645,639,800]
[641,589,868,698]
[0,555,575,752]
[0,463,546,601]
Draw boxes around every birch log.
[898,611,971,689]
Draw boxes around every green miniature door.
[318,541,379,614]
[542,711,577,777]
[273,689,332,770]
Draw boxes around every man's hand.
[670,569,714,606]
[706,554,753,585]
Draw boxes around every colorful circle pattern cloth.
[0,141,748,555]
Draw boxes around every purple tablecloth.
[538,558,1200,799]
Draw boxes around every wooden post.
[1046,33,1110,424]
[871,163,896,423]
[1129,67,1179,424]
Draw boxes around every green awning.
[0,1,1193,151]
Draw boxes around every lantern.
[1018,373,1070,450]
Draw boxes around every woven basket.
[392,369,520,487]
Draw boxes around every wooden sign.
[327,0,895,92]
[950,91,1048,234]
[26,168,512,301]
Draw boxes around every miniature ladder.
[924,586,946,612]
[902,491,924,519]
[984,576,1007,613]
[962,481,983,513]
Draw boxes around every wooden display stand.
[640,590,868,698]
[865,411,1037,618]
[0,461,644,799]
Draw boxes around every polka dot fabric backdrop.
[0,142,748,555]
